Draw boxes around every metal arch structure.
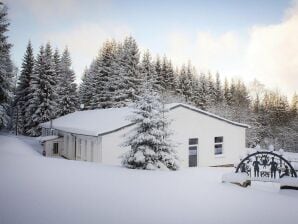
[236,151,297,179]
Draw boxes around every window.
[188,138,198,167]
[214,136,223,155]
[189,138,198,145]
[215,144,223,155]
[53,143,58,154]
[189,146,197,155]
[215,137,223,143]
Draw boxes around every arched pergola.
[236,151,297,179]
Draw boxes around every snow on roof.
[40,107,133,136]
[40,103,249,136]
[38,135,61,143]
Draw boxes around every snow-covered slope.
[0,134,297,224]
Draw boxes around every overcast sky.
[6,0,298,97]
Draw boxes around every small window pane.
[189,146,197,155]
[215,136,223,143]
[215,144,223,155]
[189,138,198,145]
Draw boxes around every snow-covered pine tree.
[214,72,223,104]
[26,43,57,136]
[79,61,97,110]
[190,77,201,107]
[173,67,181,95]
[122,83,179,170]
[290,92,298,117]
[0,2,13,129]
[25,45,45,136]
[162,57,176,92]
[109,42,128,108]
[56,47,77,116]
[140,50,159,90]
[195,73,208,110]
[223,78,232,105]
[206,72,216,107]
[154,55,162,92]
[117,36,140,103]
[15,41,34,134]
[178,65,192,102]
[89,40,118,109]
[40,42,57,118]
[52,48,62,116]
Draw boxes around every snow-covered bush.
[122,84,179,170]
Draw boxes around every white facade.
[40,103,249,168]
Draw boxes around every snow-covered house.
[40,103,249,167]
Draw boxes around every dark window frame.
[214,136,224,155]
[189,138,198,145]
[215,136,223,143]
[188,138,198,167]
[53,142,59,154]
[214,144,223,155]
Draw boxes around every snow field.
[0,135,298,224]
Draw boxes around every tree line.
[0,2,297,151]
[13,41,77,136]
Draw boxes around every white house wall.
[73,135,101,163]
[41,106,247,168]
[101,126,134,166]
[100,107,246,167]
[169,106,246,167]
[55,132,101,163]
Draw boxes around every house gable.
[169,104,249,129]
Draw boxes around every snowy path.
[0,134,298,224]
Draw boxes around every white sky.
[6,0,298,98]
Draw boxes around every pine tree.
[79,62,96,110]
[161,57,175,92]
[173,67,181,95]
[25,45,45,136]
[140,50,157,89]
[0,2,13,129]
[196,73,209,110]
[190,77,201,107]
[206,72,216,107]
[178,65,192,102]
[214,72,223,103]
[26,43,57,136]
[117,36,140,104]
[52,48,62,115]
[89,40,118,109]
[109,43,131,108]
[122,83,179,170]
[154,55,162,91]
[290,92,298,117]
[15,41,34,134]
[56,47,77,116]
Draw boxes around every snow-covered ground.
[0,134,298,224]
